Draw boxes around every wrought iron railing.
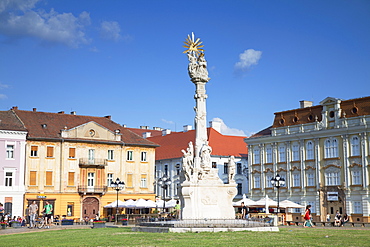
[79,158,108,167]
[78,186,108,194]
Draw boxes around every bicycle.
[37,215,47,229]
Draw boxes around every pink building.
[0,111,27,217]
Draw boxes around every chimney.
[122,124,127,128]
[209,120,221,133]
[153,127,163,131]
[143,132,152,138]
[162,129,171,136]
[58,111,65,114]
[11,106,18,110]
[70,111,76,115]
[33,108,37,112]
[183,125,192,132]
[105,115,111,120]
[300,100,313,108]
[140,126,150,129]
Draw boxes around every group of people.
[331,211,349,227]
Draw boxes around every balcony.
[79,158,108,168]
[78,186,108,195]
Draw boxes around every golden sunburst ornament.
[183,32,204,56]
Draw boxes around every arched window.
[324,138,338,158]
[306,141,314,160]
[351,136,360,156]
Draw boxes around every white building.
[245,97,370,222]
[0,111,27,217]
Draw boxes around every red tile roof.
[148,128,248,160]
[11,108,158,147]
[127,128,163,138]
[0,111,27,131]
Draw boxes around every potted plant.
[0,222,7,229]
[92,220,106,228]
[121,218,128,226]
[9,220,21,228]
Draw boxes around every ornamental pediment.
[60,121,121,141]
[319,97,342,106]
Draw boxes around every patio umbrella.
[251,195,278,211]
[232,198,256,206]
[279,200,305,208]
[135,199,157,208]
[122,199,137,208]
[155,199,177,208]
[103,200,126,208]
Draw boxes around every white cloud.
[99,21,121,42]
[0,83,9,89]
[211,117,246,136]
[0,94,7,100]
[0,0,91,48]
[234,49,262,72]
[161,119,174,125]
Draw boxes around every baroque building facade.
[245,97,370,222]
[10,107,158,219]
[0,111,27,217]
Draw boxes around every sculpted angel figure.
[200,141,212,171]
[228,155,236,182]
[181,141,194,181]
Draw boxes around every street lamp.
[110,178,125,224]
[270,174,285,215]
[157,174,172,213]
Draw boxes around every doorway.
[82,197,99,219]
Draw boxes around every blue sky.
[1,0,369,136]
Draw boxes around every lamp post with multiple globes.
[270,174,285,215]
[110,178,125,224]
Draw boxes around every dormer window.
[89,129,95,137]
[329,111,335,118]
[41,124,47,129]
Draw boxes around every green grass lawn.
[0,227,369,247]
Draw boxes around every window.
[293,173,300,187]
[46,146,54,158]
[87,173,95,187]
[266,175,273,188]
[31,146,38,157]
[306,141,314,160]
[6,145,14,159]
[278,146,286,162]
[353,201,362,214]
[140,174,147,188]
[127,150,133,161]
[30,171,37,185]
[325,171,340,186]
[292,144,299,161]
[127,174,133,187]
[46,171,53,186]
[352,170,361,185]
[280,174,287,187]
[351,136,360,156]
[237,163,242,174]
[324,138,338,158]
[254,175,260,188]
[224,163,228,174]
[107,173,113,186]
[68,172,75,186]
[5,172,13,186]
[69,148,76,159]
[164,165,168,175]
[141,151,147,162]
[67,202,74,217]
[108,150,114,160]
[253,148,260,164]
[266,146,272,163]
[212,162,217,168]
[307,173,315,186]
[88,149,95,162]
[294,202,302,213]
[237,183,242,195]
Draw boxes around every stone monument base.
[181,180,237,219]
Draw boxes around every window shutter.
[69,148,75,158]
[47,146,54,157]
[68,172,75,186]
[46,171,53,185]
[127,174,133,187]
[30,171,37,185]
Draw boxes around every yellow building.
[12,107,158,220]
